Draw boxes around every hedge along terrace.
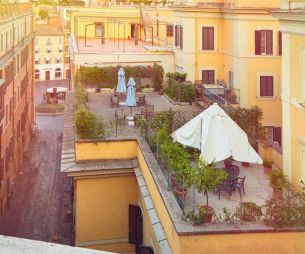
[165,72,195,104]
[78,64,164,91]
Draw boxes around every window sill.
[256,96,277,101]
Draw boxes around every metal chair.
[216,180,234,200]
[141,104,154,116]
[233,176,246,195]
[229,165,240,175]
[137,95,146,107]
[115,108,125,125]
[111,96,119,108]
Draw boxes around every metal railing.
[194,80,240,106]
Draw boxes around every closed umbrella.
[125,77,136,115]
[116,67,126,93]
[172,103,262,164]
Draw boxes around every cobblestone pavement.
[0,115,73,245]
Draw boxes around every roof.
[35,23,63,36]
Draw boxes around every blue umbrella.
[125,77,136,115]
[116,67,126,93]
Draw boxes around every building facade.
[273,0,305,185]
[0,3,35,214]
[34,10,67,81]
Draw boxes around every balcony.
[194,80,240,106]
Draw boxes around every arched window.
[35,69,40,80]
[55,68,61,79]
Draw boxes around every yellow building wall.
[75,140,138,161]
[289,34,305,186]
[75,175,138,253]
[179,232,305,254]
[137,146,181,254]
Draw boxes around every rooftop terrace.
[60,91,283,234]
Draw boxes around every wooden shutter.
[208,27,214,50]
[208,70,215,84]
[279,31,282,56]
[180,26,183,49]
[255,30,261,55]
[266,30,273,55]
[202,27,207,50]
[260,76,267,96]
[273,127,281,146]
[267,76,274,96]
[202,70,208,84]
[129,205,143,245]
[175,25,178,47]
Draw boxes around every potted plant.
[268,170,288,201]
[263,159,273,174]
[236,202,262,222]
[191,159,228,223]
[224,157,233,169]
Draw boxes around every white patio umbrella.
[116,67,127,93]
[171,103,263,164]
[125,77,136,116]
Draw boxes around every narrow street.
[0,115,73,245]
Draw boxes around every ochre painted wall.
[75,140,138,161]
[137,146,181,254]
[179,232,305,254]
[75,175,138,252]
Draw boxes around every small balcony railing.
[194,80,240,106]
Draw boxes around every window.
[58,37,63,45]
[131,24,138,39]
[95,23,104,38]
[58,47,62,53]
[45,57,50,64]
[65,45,69,52]
[65,57,70,63]
[202,27,214,50]
[35,38,38,45]
[56,56,61,63]
[255,30,273,55]
[202,70,215,84]
[46,37,51,46]
[260,76,274,97]
[167,25,173,37]
[55,68,61,78]
[175,25,183,49]
[229,71,234,89]
[47,47,51,53]
[35,46,39,53]
[279,31,282,56]
[272,127,281,146]
[35,57,40,64]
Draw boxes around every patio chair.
[233,176,246,195]
[111,96,119,108]
[216,180,234,200]
[229,165,240,175]
[137,95,146,107]
[115,108,125,125]
[141,104,154,116]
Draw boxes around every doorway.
[45,71,50,80]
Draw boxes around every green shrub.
[75,107,96,139]
[78,64,164,89]
[165,79,195,103]
[166,72,187,82]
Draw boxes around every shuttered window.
[175,25,183,49]
[202,27,214,50]
[260,76,274,97]
[202,70,215,84]
[255,30,273,55]
[272,127,281,146]
[167,25,173,37]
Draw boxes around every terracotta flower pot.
[174,186,187,200]
[242,162,250,167]
[199,205,214,223]
[264,166,272,175]
[170,173,178,189]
